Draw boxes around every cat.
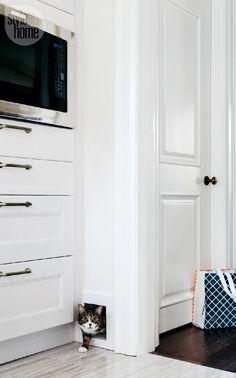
[77,303,105,353]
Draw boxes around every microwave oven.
[0,4,75,128]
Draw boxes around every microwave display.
[0,14,67,112]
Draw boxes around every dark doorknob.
[204,176,218,185]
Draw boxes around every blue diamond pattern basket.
[193,270,236,329]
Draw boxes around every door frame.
[229,0,236,267]
[210,0,229,268]
[113,0,229,355]
[114,0,157,355]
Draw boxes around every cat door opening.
[84,303,107,340]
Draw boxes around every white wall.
[74,0,116,349]
[73,0,157,355]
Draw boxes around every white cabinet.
[0,196,73,264]
[38,0,74,14]
[0,111,74,351]
[0,257,73,342]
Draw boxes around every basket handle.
[216,269,236,303]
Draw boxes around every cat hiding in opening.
[77,303,105,353]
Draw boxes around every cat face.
[77,304,104,335]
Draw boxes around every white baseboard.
[159,300,192,334]
[0,323,74,365]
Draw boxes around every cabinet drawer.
[0,196,73,264]
[0,257,73,342]
[0,157,73,195]
[0,119,73,162]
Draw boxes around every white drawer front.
[0,257,73,341]
[0,157,73,195]
[0,196,73,264]
[0,119,73,162]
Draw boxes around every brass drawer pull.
[0,162,32,170]
[0,268,31,277]
[0,201,32,208]
[0,124,32,134]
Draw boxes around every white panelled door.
[158,0,212,333]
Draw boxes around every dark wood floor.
[154,324,236,373]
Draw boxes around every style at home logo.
[5,6,44,46]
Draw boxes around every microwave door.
[0,6,73,127]
[0,15,37,107]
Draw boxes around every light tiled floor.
[0,343,235,378]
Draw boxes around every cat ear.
[78,304,85,314]
[95,306,103,316]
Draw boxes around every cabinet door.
[38,0,74,14]
[0,196,73,264]
[0,257,73,341]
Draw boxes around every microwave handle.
[0,124,32,134]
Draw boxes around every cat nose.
[89,323,92,327]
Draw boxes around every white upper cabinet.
[38,0,74,15]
